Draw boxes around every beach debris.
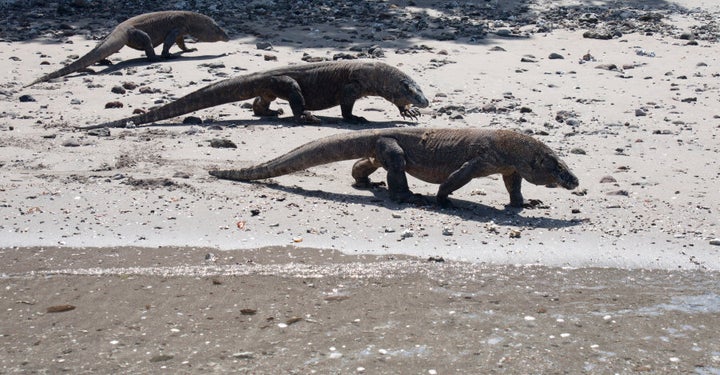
[47,304,75,313]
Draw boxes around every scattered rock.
[710,239,720,246]
[138,86,158,94]
[47,304,75,313]
[210,139,237,149]
[583,29,617,40]
[606,190,629,196]
[19,94,36,102]
[87,128,110,137]
[105,101,123,109]
[256,41,273,50]
[182,116,202,125]
[149,354,173,362]
[595,64,618,71]
[111,86,126,94]
[548,52,564,59]
[600,176,617,183]
[62,139,81,147]
[232,352,255,359]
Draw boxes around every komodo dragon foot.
[400,106,421,121]
[390,191,432,206]
[507,199,548,210]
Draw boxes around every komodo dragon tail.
[210,130,386,181]
[77,79,244,130]
[24,36,128,88]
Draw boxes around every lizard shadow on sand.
[248,181,581,230]
[129,115,420,131]
[95,52,228,75]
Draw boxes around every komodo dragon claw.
[400,107,421,121]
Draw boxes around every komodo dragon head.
[521,150,579,190]
[189,16,230,42]
[391,78,430,120]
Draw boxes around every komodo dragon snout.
[524,153,579,190]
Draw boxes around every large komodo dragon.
[209,128,579,208]
[25,11,229,87]
[77,60,429,130]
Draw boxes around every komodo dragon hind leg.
[253,76,320,123]
[376,137,428,205]
[352,157,383,188]
[127,28,161,61]
[436,158,488,208]
[161,28,192,57]
[340,81,369,124]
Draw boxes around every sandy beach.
[1,0,719,372]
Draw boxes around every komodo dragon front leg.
[251,76,321,124]
[352,137,427,204]
[439,162,542,209]
[171,31,198,54]
[502,172,543,208]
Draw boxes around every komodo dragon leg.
[251,76,321,123]
[374,137,426,204]
[352,157,381,188]
[340,81,369,124]
[502,172,543,208]
[436,158,490,208]
[174,34,197,53]
[161,28,193,57]
[127,28,161,61]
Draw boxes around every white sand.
[1,1,718,270]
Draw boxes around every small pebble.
[233,352,254,359]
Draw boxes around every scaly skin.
[77,60,430,130]
[24,11,229,87]
[209,128,579,208]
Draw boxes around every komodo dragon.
[76,60,429,130]
[24,11,229,87]
[209,128,579,208]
